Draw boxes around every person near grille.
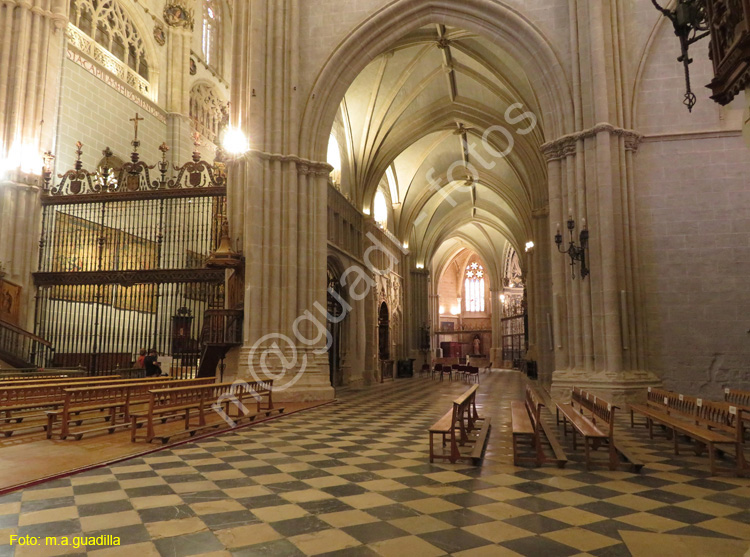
[143,349,162,377]
[135,349,147,369]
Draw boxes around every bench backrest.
[725,388,750,408]
[0,376,143,406]
[694,398,738,433]
[0,375,121,387]
[61,378,215,409]
[525,386,544,432]
[146,380,274,412]
[573,387,618,436]
[646,387,673,408]
[0,368,87,380]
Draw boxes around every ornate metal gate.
[34,136,232,376]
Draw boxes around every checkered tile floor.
[0,372,749,556]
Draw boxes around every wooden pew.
[0,377,160,436]
[428,385,491,465]
[131,380,283,443]
[46,378,216,440]
[0,368,88,381]
[630,388,745,476]
[0,375,121,387]
[511,385,566,468]
[571,389,644,472]
[724,388,750,441]
[556,388,618,470]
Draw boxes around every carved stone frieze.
[540,123,644,162]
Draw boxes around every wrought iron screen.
[34,137,231,377]
[501,314,525,368]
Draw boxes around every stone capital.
[541,123,644,162]
[241,150,333,176]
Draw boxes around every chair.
[467,366,480,383]
[432,363,443,380]
[439,365,452,382]
[484,362,493,374]
[420,363,430,377]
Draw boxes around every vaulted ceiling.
[330,24,547,275]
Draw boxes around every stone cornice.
[531,205,550,219]
[541,123,643,162]
[243,150,333,176]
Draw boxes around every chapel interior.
[0,1,749,556]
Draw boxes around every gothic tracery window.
[202,0,222,71]
[464,262,486,312]
[68,0,149,80]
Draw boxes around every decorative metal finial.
[74,142,83,171]
[650,0,709,112]
[130,112,144,157]
[42,151,55,190]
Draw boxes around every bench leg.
[609,441,618,471]
[46,414,55,439]
[429,433,434,463]
[584,438,591,471]
[146,416,155,442]
[709,443,716,476]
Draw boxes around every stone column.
[545,0,659,403]
[0,0,67,329]
[428,292,439,357]
[163,1,196,166]
[407,268,429,360]
[489,289,503,365]
[228,0,333,401]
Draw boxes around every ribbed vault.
[330,23,546,273]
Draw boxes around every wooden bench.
[131,380,283,443]
[511,386,567,468]
[0,377,160,436]
[725,388,750,408]
[0,375,121,387]
[46,378,215,440]
[570,388,644,472]
[631,388,746,476]
[724,388,750,441]
[428,385,491,464]
[556,388,618,470]
[0,368,88,381]
[674,399,744,476]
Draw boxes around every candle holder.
[555,216,589,279]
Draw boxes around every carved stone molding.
[531,206,550,219]
[242,150,333,176]
[540,123,644,162]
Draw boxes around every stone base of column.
[551,369,661,405]
[235,345,335,403]
[490,348,503,368]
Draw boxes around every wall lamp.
[555,216,589,279]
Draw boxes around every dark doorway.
[327,266,345,387]
[378,302,390,361]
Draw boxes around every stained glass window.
[464,262,485,312]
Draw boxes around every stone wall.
[634,12,750,397]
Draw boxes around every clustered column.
[228,0,333,401]
[0,0,67,328]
